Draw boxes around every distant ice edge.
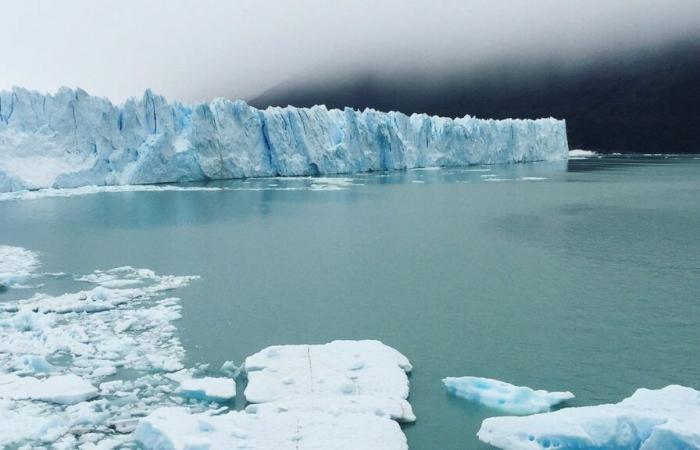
[0,87,569,192]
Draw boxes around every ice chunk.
[477,385,700,450]
[568,149,597,159]
[0,87,568,193]
[0,373,97,404]
[135,406,408,450]
[179,377,235,402]
[443,376,574,414]
[0,245,40,287]
[244,340,414,422]
[245,340,412,402]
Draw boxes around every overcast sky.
[1,0,698,103]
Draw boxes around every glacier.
[0,87,568,192]
[477,385,700,450]
[443,376,574,414]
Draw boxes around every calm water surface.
[1,155,699,449]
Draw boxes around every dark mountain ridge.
[251,39,700,153]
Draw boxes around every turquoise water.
[1,155,699,449]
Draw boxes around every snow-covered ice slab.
[478,385,700,450]
[0,245,40,287]
[245,394,415,422]
[443,376,574,414]
[0,373,97,404]
[179,377,236,402]
[0,87,568,193]
[245,340,412,402]
[135,406,408,450]
[244,340,414,421]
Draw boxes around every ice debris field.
[0,248,415,449]
[0,87,568,193]
[1,246,698,449]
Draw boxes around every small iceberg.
[477,385,700,450]
[568,149,598,159]
[179,377,236,402]
[442,376,574,414]
[0,245,40,288]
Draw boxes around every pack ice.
[0,260,203,448]
[478,385,700,450]
[443,376,574,414]
[0,87,568,192]
[135,341,414,450]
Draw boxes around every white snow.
[135,406,407,450]
[443,377,574,414]
[477,385,700,450]
[0,87,568,193]
[0,245,40,287]
[179,377,236,402]
[0,373,97,405]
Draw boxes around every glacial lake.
[1,155,699,449]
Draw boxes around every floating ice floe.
[179,377,236,402]
[0,259,202,448]
[568,149,597,159]
[443,377,574,415]
[243,340,414,421]
[0,373,97,405]
[0,245,40,288]
[477,385,700,450]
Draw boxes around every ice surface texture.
[443,376,574,414]
[478,385,700,450]
[0,245,40,287]
[135,341,414,449]
[0,87,568,192]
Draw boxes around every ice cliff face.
[0,87,569,192]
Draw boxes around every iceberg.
[443,376,574,414]
[477,385,700,450]
[0,245,40,287]
[179,377,236,402]
[0,87,568,192]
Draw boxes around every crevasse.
[0,87,569,192]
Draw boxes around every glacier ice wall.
[0,87,568,192]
